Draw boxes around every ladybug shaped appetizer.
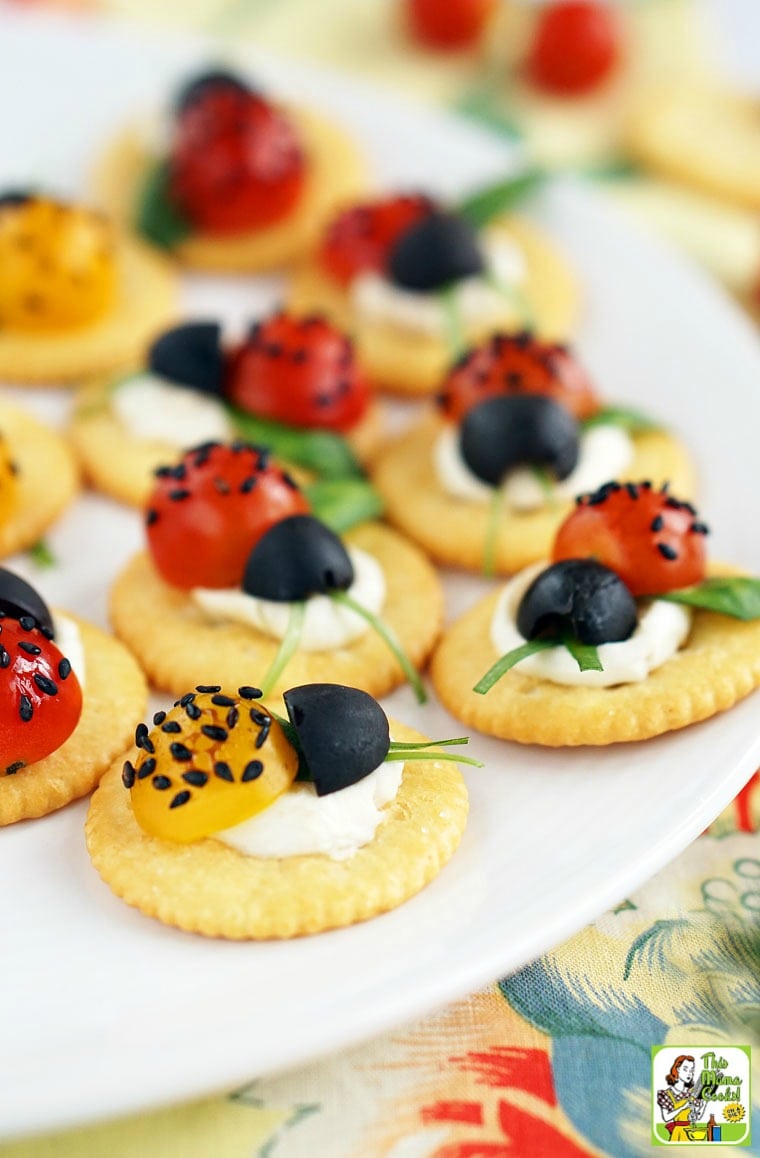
[94,67,366,272]
[86,682,471,938]
[431,480,760,745]
[70,311,382,508]
[371,330,694,574]
[288,179,579,397]
[0,399,79,560]
[109,441,442,700]
[0,191,176,384]
[0,568,147,824]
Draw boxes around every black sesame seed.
[137,757,156,779]
[242,760,263,781]
[650,515,664,532]
[282,472,299,491]
[292,348,307,364]
[691,521,709,535]
[249,708,269,726]
[625,483,639,500]
[33,674,57,696]
[0,646,9,669]
[180,692,196,706]
[39,625,54,641]
[238,685,262,700]
[195,685,221,693]
[201,724,228,742]
[170,742,193,762]
[226,706,239,730]
[182,770,208,787]
[211,693,235,707]
[146,508,159,527]
[154,465,174,478]
[152,710,167,726]
[19,616,35,631]
[161,721,182,734]
[58,658,71,680]
[184,702,202,721]
[255,718,271,749]
[168,488,191,502]
[257,449,271,471]
[505,372,522,388]
[18,641,42,656]
[5,761,24,776]
[169,790,192,809]
[213,478,231,495]
[152,775,172,790]
[657,543,679,561]
[135,723,155,753]
[19,694,33,722]
[315,394,332,408]
[122,760,136,788]
[214,761,234,782]
[239,476,258,494]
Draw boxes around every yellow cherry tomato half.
[0,432,18,528]
[0,198,118,332]
[127,689,299,844]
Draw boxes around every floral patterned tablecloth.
[1,1,758,1154]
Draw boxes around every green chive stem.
[385,749,483,769]
[330,590,427,704]
[259,602,306,697]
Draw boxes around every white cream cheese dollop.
[352,234,525,337]
[490,563,692,688]
[192,547,385,651]
[434,422,634,511]
[215,759,404,861]
[51,613,86,688]
[111,373,233,448]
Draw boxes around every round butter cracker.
[371,412,696,574]
[95,107,367,273]
[0,617,148,824]
[86,720,469,938]
[288,216,580,397]
[109,521,443,698]
[430,564,760,746]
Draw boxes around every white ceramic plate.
[1,12,760,1141]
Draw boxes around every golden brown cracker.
[0,400,80,558]
[69,377,386,509]
[430,564,760,746]
[0,617,148,824]
[370,413,696,574]
[86,718,468,939]
[288,217,580,397]
[0,237,177,385]
[110,521,443,698]
[94,108,367,273]
[626,84,760,212]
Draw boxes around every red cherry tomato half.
[439,332,600,423]
[319,193,437,286]
[0,616,83,773]
[526,1,622,96]
[552,481,708,597]
[169,88,305,235]
[146,442,311,590]
[226,313,370,433]
[405,0,496,50]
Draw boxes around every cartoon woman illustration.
[657,1055,706,1141]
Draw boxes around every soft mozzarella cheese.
[434,422,635,511]
[490,563,692,688]
[216,760,404,860]
[111,373,232,448]
[351,234,525,336]
[192,547,385,651]
[51,613,86,688]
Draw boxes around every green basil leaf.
[455,168,544,230]
[136,159,192,250]
[306,478,383,534]
[473,637,559,694]
[661,577,760,621]
[227,406,363,480]
[563,634,603,672]
[581,405,662,435]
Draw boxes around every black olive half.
[460,394,579,486]
[173,69,250,115]
[516,559,637,646]
[243,515,354,602]
[387,212,484,292]
[0,190,34,209]
[147,322,225,397]
[284,683,390,796]
[0,568,55,636]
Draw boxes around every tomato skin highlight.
[319,193,437,286]
[525,1,622,96]
[169,87,305,235]
[145,443,311,591]
[552,482,708,597]
[405,0,496,49]
[225,313,370,433]
[1,617,83,773]
[439,332,600,423]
